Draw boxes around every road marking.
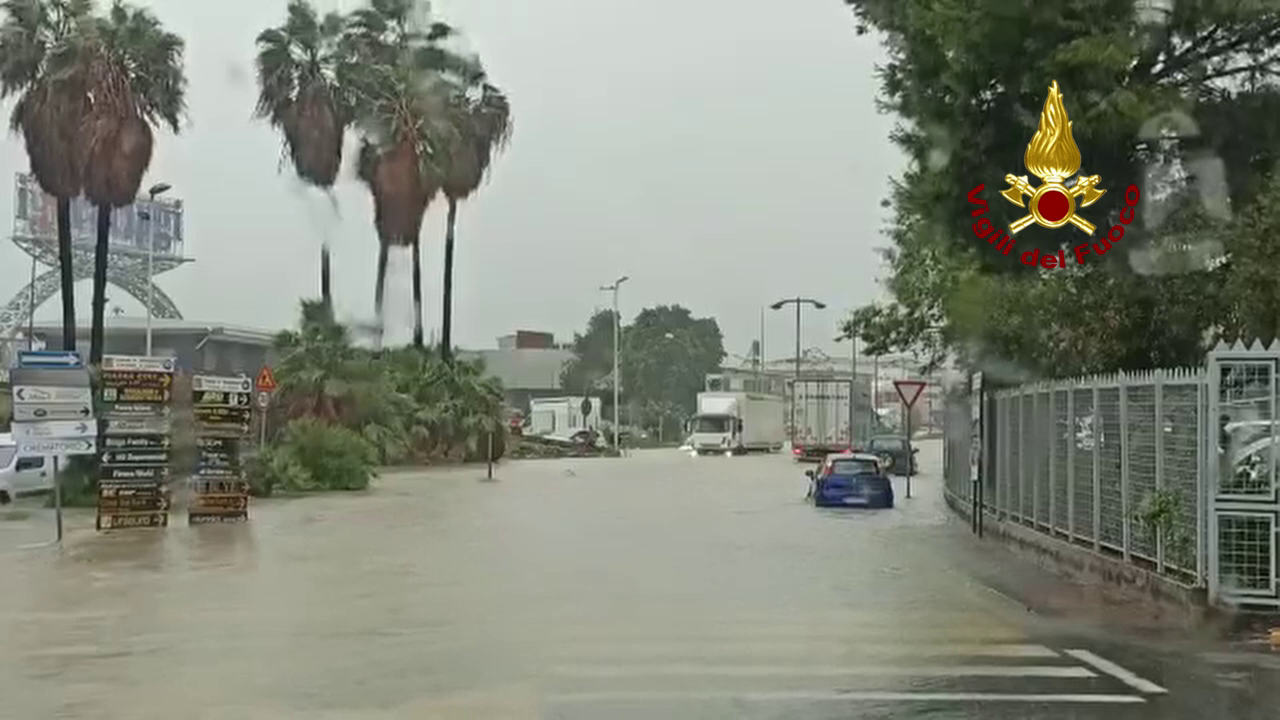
[550,664,1096,678]
[548,642,1060,659]
[547,690,1145,704]
[1063,649,1168,694]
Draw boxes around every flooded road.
[0,440,1274,718]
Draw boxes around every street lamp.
[140,182,172,356]
[835,331,859,449]
[600,276,629,451]
[770,297,826,446]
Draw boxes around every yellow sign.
[1000,81,1105,235]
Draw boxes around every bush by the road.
[250,418,375,494]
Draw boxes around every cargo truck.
[790,378,871,462]
[688,392,785,455]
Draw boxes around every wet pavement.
[0,439,1277,718]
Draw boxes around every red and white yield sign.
[893,379,927,408]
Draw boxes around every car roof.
[824,452,881,462]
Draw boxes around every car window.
[872,438,905,451]
[828,459,879,476]
[15,456,44,471]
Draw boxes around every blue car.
[805,452,895,508]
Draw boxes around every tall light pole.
[141,182,172,356]
[835,331,858,449]
[601,276,629,452]
[770,297,826,446]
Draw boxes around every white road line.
[548,642,1060,659]
[1064,649,1168,694]
[547,691,1145,704]
[550,664,1096,679]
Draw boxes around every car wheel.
[0,490,10,505]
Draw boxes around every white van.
[0,432,59,505]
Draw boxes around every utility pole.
[770,297,826,446]
[600,276,629,453]
[141,182,172,356]
[835,331,857,448]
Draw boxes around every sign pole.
[486,431,494,480]
[905,400,913,499]
[892,379,927,502]
[53,456,63,543]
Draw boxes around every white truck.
[791,378,865,462]
[526,396,602,441]
[688,392,785,455]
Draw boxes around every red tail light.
[792,446,802,455]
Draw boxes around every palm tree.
[342,0,479,350]
[80,0,185,366]
[254,0,351,318]
[0,0,94,352]
[438,81,511,362]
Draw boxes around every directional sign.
[189,513,247,525]
[893,380,927,409]
[102,435,170,449]
[13,420,94,439]
[197,466,243,478]
[18,438,96,455]
[9,367,91,388]
[195,436,238,452]
[102,370,173,389]
[98,484,170,512]
[12,402,93,421]
[101,386,171,404]
[193,479,250,495]
[101,465,169,481]
[17,350,82,368]
[13,385,92,404]
[256,365,277,392]
[97,511,168,530]
[103,417,172,436]
[194,406,252,422]
[102,355,175,373]
[193,390,252,408]
[102,403,172,419]
[257,391,271,409]
[193,375,252,393]
[101,450,170,466]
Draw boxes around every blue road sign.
[17,350,83,368]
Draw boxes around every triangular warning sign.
[256,365,277,392]
[893,379,927,408]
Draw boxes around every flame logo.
[1024,81,1081,182]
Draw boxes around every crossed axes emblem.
[1000,174,1105,235]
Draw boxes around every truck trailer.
[688,392,785,455]
[789,378,871,462]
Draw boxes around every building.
[28,318,278,375]
[458,330,575,412]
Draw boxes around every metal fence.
[944,369,1208,588]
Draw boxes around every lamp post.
[600,276,629,452]
[835,331,858,450]
[140,182,172,356]
[770,297,826,446]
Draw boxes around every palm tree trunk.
[411,234,424,348]
[56,198,76,352]
[373,240,388,353]
[320,242,332,318]
[440,198,458,363]
[89,204,112,366]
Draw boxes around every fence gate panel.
[1208,342,1280,606]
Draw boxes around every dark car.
[864,435,917,476]
[805,453,895,508]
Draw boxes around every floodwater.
[0,440,1275,718]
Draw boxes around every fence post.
[1067,386,1075,542]
[1199,369,1211,590]
[1044,386,1054,532]
[1093,378,1102,552]
[1120,373,1131,563]
[1020,389,1028,522]
[1032,389,1040,526]
[1154,370,1165,574]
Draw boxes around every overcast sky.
[0,0,904,362]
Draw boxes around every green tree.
[560,309,620,397]
[438,80,512,362]
[254,0,352,318]
[0,0,93,353]
[623,305,725,435]
[843,0,1280,377]
[81,0,185,366]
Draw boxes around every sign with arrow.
[12,403,93,421]
[103,403,172,418]
[193,375,252,393]
[103,418,172,436]
[19,438,96,455]
[101,450,170,466]
[13,420,94,439]
[101,386,171,404]
[893,380,928,409]
[13,386,92,404]
[101,466,169,482]
[102,436,170,450]
[102,355,175,373]
[97,512,168,530]
[102,370,173,389]
[17,350,82,368]
[193,391,252,408]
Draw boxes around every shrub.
[250,418,376,492]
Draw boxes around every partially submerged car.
[864,435,918,476]
[805,452,895,508]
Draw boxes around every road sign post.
[191,374,254,524]
[255,366,276,452]
[97,355,175,531]
[893,379,927,499]
[10,352,94,547]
